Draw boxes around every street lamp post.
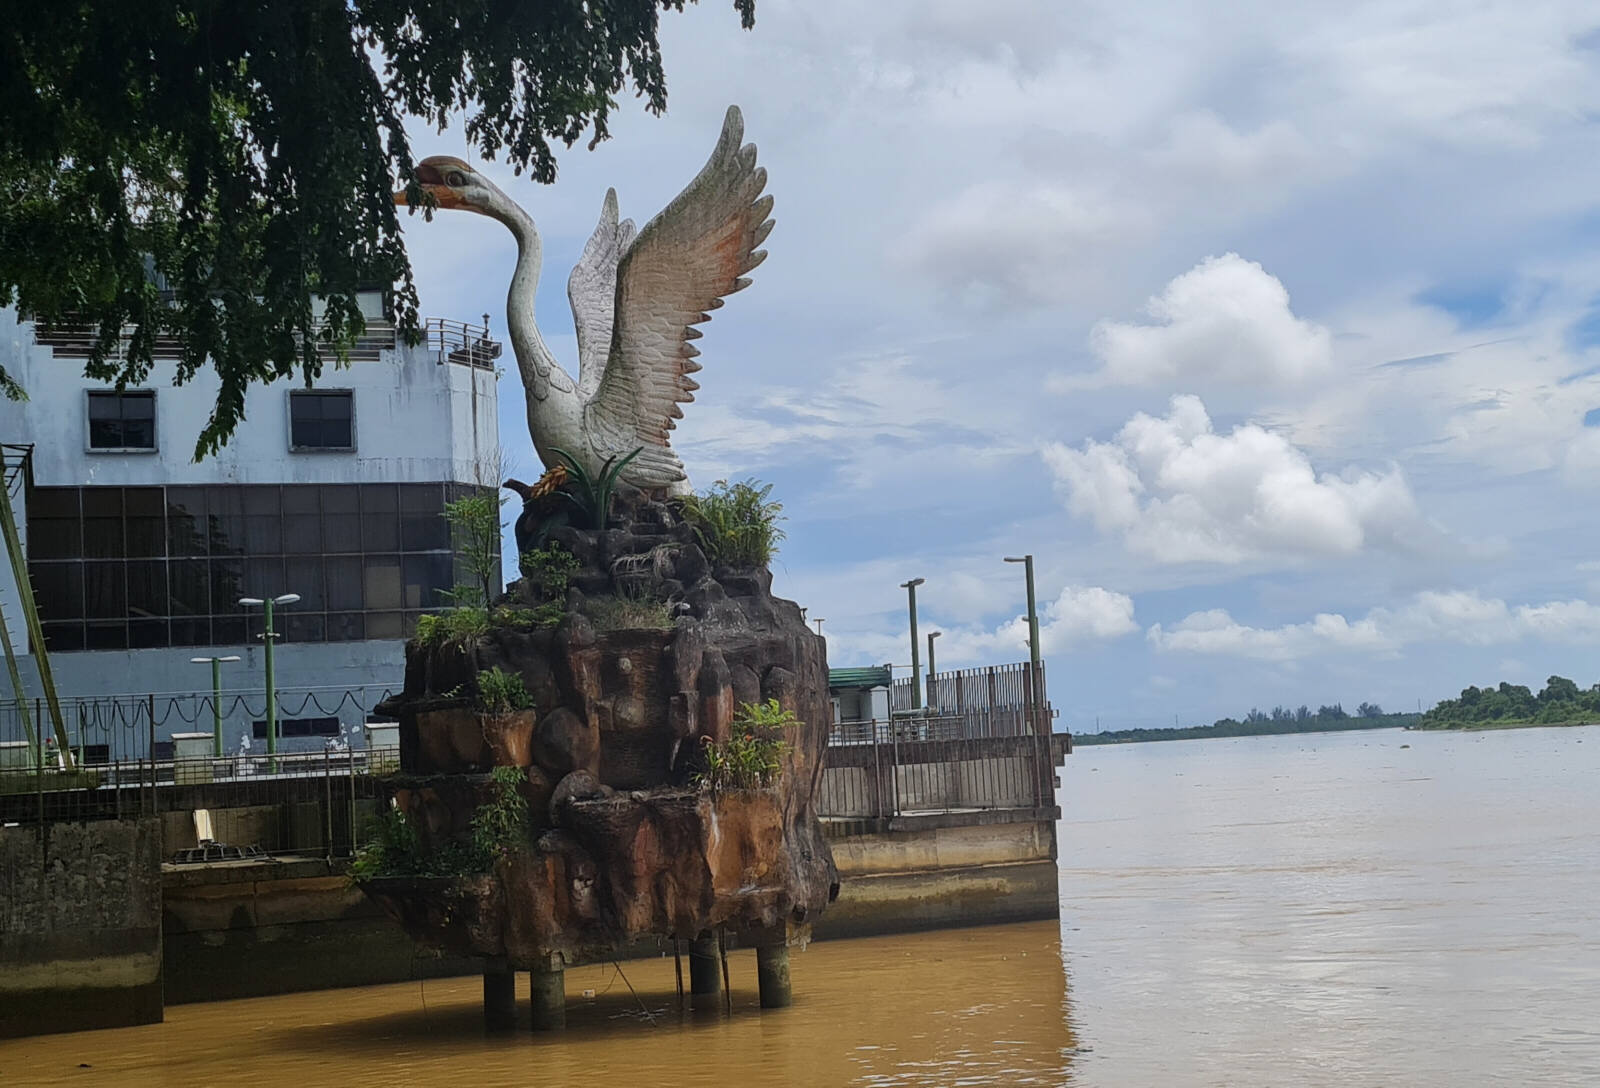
[240,593,300,769]
[900,578,925,710]
[927,630,941,693]
[1004,555,1042,736]
[812,617,826,635]
[191,655,242,757]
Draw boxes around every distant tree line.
[1076,702,1417,746]
[1416,675,1600,729]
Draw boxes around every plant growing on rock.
[351,768,531,882]
[680,479,785,568]
[588,589,673,632]
[414,606,490,649]
[549,446,643,529]
[697,698,796,791]
[474,667,532,714]
[469,766,533,866]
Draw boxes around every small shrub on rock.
[475,667,533,714]
[697,698,796,791]
[680,479,785,568]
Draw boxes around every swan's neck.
[500,205,573,400]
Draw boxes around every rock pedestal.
[363,491,838,991]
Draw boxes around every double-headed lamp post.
[239,593,300,767]
[813,617,826,635]
[190,655,242,757]
[900,578,926,710]
[1004,555,1042,734]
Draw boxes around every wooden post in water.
[483,956,516,1032]
[755,943,792,1008]
[528,951,566,1031]
[688,931,722,1011]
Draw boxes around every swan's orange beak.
[393,184,464,209]
[394,161,466,209]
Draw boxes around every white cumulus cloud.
[1148,590,1600,662]
[1078,253,1333,388]
[1042,394,1424,564]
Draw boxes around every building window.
[289,390,354,451]
[87,390,156,451]
[253,716,341,739]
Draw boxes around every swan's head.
[394,157,520,223]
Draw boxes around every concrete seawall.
[5,805,1059,1029]
[0,819,164,1038]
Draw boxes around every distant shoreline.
[1075,717,1415,746]
[1415,719,1598,733]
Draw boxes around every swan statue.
[394,105,772,495]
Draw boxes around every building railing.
[0,686,400,764]
[26,318,400,365]
[424,318,501,369]
[0,750,388,859]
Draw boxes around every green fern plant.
[680,478,785,568]
[548,446,644,529]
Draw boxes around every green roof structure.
[827,666,892,690]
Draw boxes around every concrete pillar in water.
[483,956,516,1032]
[528,952,566,1031]
[756,943,792,1008]
[688,931,722,1010]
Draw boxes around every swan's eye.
[446,171,467,188]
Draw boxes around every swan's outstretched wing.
[584,105,773,486]
[566,188,637,399]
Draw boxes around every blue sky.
[397,0,1600,731]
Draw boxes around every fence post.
[348,750,357,856]
[871,730,883,819]
[324,749,334,860]
[147,693,157,802]
[36,729,45,838]
[114,760,122,820]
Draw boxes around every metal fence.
[817,732,1058,819]
[0,685,400,763]
[891,662,1050,738]
[0,750,388,858]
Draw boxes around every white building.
[0,298,500,760]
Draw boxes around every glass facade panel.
[26,482,461,653]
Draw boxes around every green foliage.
[349,806,428,881]
[549,446,643,529]
[588,592,673,631]
[1417,674,1600,730]
[697,699,795,791]
[491,603,562,629]
[413,606,490,649]
[680,478,785,568]
[0,2,756,456]
[350,768,531,881]
[1075,708,1421,746]
[475,667,532,714]
[443,490,506,608]
[469,766,532,865]
[520,544,580,594]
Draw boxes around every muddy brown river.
[4,725,1598,1086]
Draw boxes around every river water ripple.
[3,725,1596,1086]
